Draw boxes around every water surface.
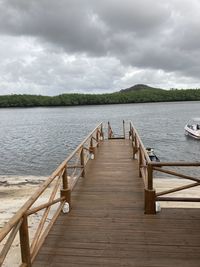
[0,102,199,176]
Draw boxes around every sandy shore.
[0,176,49,267]
[0,176,200,266]
[0,176,48,228]
[154,178,200,209]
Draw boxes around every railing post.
[62,166,69,189]
[123,120,125,139]
[61,166,71,209]
[80,147,85,177]
[134,133,138,159]
[89,137,95,159]
[132,130,136,159]
[100,123,104,140]
[147,164,153,190]
[108,121,111,139]
[96,130,99,147]
[19,215,31,267]
[129,123,131,139]
[144,164,156,214]
[138,146,142,177]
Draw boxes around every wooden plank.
[33,139,200,267]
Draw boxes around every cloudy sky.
[0,0,200,95]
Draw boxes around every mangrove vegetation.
[0,85,200,107]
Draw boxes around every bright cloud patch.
[0,0,200,94]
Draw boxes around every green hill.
[120,84,164,93]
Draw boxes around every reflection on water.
[0,101,200,176]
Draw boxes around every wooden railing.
[0,123,104,267]
[151,162,200,203]
[108,120,125,139]
[129,121,200,214]
[1,119,200,266]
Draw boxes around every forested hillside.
[0,88,200,107]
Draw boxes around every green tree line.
[0,89,200,107]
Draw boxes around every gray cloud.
[0,0,200,95]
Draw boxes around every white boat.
[184,119,200,139]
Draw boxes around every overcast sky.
[0,0,200,95]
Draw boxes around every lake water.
[0,101,200,176]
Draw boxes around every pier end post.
[145,163,156,214]
[144,189,156,214]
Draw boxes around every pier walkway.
[1,121,200,267]
[33,139,200,267]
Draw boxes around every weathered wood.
[157,196,200,202]
[152,161,200,166]
[80,147,85,177]
[67,164,83,169]
[108,121,114,139]
[130,122,151,163]
[144,188,156,214]
[0,174,58,242]
[0,219,22,266]
[70,169,84,190]
[140,167,147,186]
[27,197,64,216]
[30,177,62,254]
[138,146,142,177]
[62,167,68,190]
[60,189,71,207]
[156,182,200,197]
[19,215,31,267]
[33,139,200,267]
[153,166,200,183]
[147,164,153,190]
[100,124,104,140]
[123,120,125,138]
[31,202,65,262]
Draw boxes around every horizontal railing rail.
[129,122,151,187]
[152,163,200,203]
[129,121,200,214]
[108,121,125,139]
[0,122,104,267]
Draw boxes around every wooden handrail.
[0,122,104,267]
[153,166,200,183]
[0,173,59,241]
[31,201,65,262]
[63,122,103,163]
[0,122,103,240]
[0,219,22,265]
[151,161,200,167]
[130,122,151,163]
[27,197,65,216]
[156,182,200,197]
[129,121,200,214]
[108,121,125,139]
[156,197,200,202]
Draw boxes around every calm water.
[0,102,200,176]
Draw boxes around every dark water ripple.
[0,102,200,176]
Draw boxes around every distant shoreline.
[1,88,200,108]
[0,99,200,109]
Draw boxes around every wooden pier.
[1,122,200,266]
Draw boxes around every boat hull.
[184,125,200,139]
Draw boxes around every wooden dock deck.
[33,139,200,267]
